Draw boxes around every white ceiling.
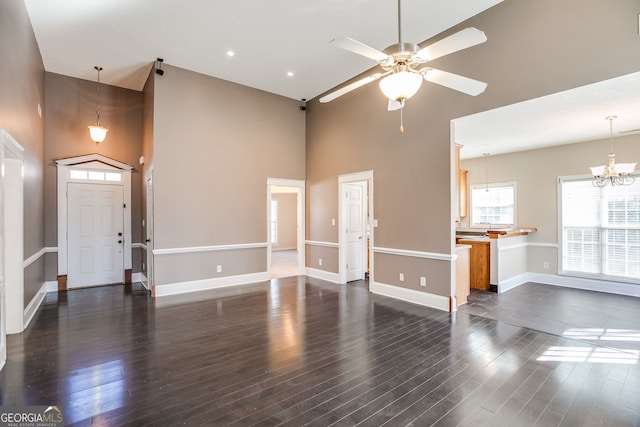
[23,0,501,99]
[455,71,640,159]
[23,0,640,160]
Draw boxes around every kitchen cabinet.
[455,245,470,306]
[457,239,490,291]
[459,168,468,218]
[454,145,468,221]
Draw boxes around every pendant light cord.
[95,66,103,125]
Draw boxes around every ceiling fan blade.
[423,68,487,96]
[330,37,390,62]
[415,27,487,61]
[319,73,386,103]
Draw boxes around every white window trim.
[557,173,640,284]
[469,181,517,229]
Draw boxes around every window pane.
[105,172,122,182]
[271,200,278,245]
[70,170,88,180]
[471,184,515,226]
[560,177,640,282]
[88,171,105,181]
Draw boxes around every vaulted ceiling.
[24,1,640,159]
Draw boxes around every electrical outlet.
[399,273,404,282]
[319,258,323,266]
[142,262,145,270]
[543,261,549,269]
[420,277,427,287]
[216,265,222,273]
[331,219,335,226]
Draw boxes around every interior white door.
[344,182,367,282]
[68,183,124,288]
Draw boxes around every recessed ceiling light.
[287,71,294,77]
[227,50,235,57]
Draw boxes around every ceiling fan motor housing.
[382,42,421,66]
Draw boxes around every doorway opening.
[339,171,374,285]
[267,178,305,279]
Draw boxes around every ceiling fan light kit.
[379,67,423,102]
[320,0,488,131]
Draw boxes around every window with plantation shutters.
[559,176,640,282]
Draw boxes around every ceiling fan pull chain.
[399,107,404,133]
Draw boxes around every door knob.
[118,232,123,236]
[146,239,151,243]
[118,240,122,244]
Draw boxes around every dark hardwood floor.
[1,277,639,426]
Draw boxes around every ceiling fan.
[319,0,488,113]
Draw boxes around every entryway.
[267,178,305,279]
[56,154,133,290]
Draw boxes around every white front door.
[344,182,367,282]
[68,183,124,288]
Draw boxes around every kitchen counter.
[456,228,536,293]
[456,227,537,240]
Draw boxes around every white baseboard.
[132,272,143,283]
[305,267,340,284]
[45,280,58,292]
[24,282,48,330]
[497,273,529,293]
[370,281,450,312]
[153,272,270,297]
[526,273,640,297]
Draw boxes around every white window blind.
[560,177,640,281]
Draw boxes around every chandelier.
[88,66,108,144]
[590,116,636,187]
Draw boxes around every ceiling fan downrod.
[397,0,403,45]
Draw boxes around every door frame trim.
[1,130,25,343]
[338,170,374,284]
[56,154,133,285]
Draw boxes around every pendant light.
[590,116,636,187]
[88,66,108,144]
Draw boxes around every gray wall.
[43,72,144,280]
[305,0,640,299]
[461,135,640,275]
[0,0,45,307]
[272,193,297,250]
[150,65,305,288]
